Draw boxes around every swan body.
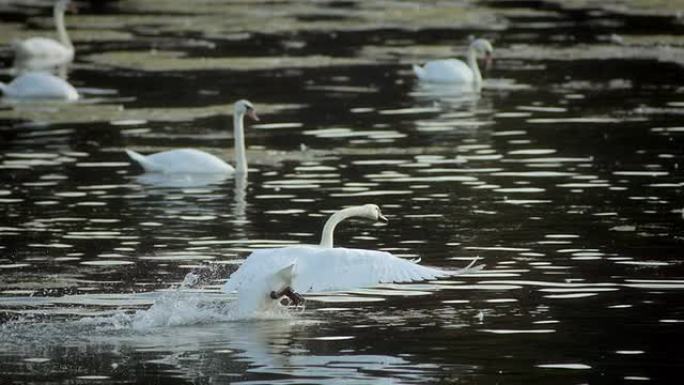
[13,0,75,67]
[225,245,462,314]
[125,149,233,174]
[15,38,73,65]
[223,204,480,314]
[126,99,258,174]
[413,38,494,87]
[413,59,475,83]
[0,72,78,101]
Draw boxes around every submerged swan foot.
[270,286,305,306]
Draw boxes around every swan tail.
[125,149,157,172]
[412,64,426,80]
[0,82,6,95]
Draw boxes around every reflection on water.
[0,291,445,384]
[132,172,230,188]
[2,0,684,384]
[13,58,70,77]
[410,81,481,106]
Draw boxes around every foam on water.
[86,292,237,331]
[0,289,294,352]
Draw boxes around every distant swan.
[13,0,75,67]
[413,38,494,87]
[0,71,79,101]
[126,99,258,174]
[223,204,480,314]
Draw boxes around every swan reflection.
[232,171,249,227]
[0,312,437,384]
[132,172,230,188]
[410,81,481,108]
[103,319,435,384]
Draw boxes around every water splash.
[0,290,294,354]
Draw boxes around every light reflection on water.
[0,291,466,384]
[2,0,684,384]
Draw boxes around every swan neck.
[320,207,362,248]
[233,111,247,174]
[466,46,482,85]
[54,5,72,49]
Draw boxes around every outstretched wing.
[222,245,480,294]
[292,247,470,293]
[222,248,298,293]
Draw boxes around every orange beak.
[246,109,259,121]
[484,52,493,71]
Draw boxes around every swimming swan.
[0,71,79,101]
[13,0,75,67]
[413,38,494,87]
[223,204,481,314]
[126,99,258,174]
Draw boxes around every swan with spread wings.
[223,204,480,315]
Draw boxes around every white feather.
[414,59,475,83]
[12,0,74,68]
[14,38,73,63]
[0,72,78,101]
[125,99,256,175]
[224,245,476,296]
[126,148,234,174]
[222,204,482,315]
[413,38,493,86]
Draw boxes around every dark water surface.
[1,1,683,384]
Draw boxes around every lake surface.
[1,0,683,384]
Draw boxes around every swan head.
[359,204,389,224]
[234,99,259,121]
[320,204,388,248]
[470,38,494,70]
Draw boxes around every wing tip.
[441,257,485,277]
[464,256,482,270]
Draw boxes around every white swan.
[13,0,75,67]
[126,99,258,174]
[413,38,494,87]
[0,71,79,101]
[223,204,480,314]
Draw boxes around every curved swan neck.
[233,111,247,174]
[320,206,365,248]
[54,4,72,49]
[466,46,482,86]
